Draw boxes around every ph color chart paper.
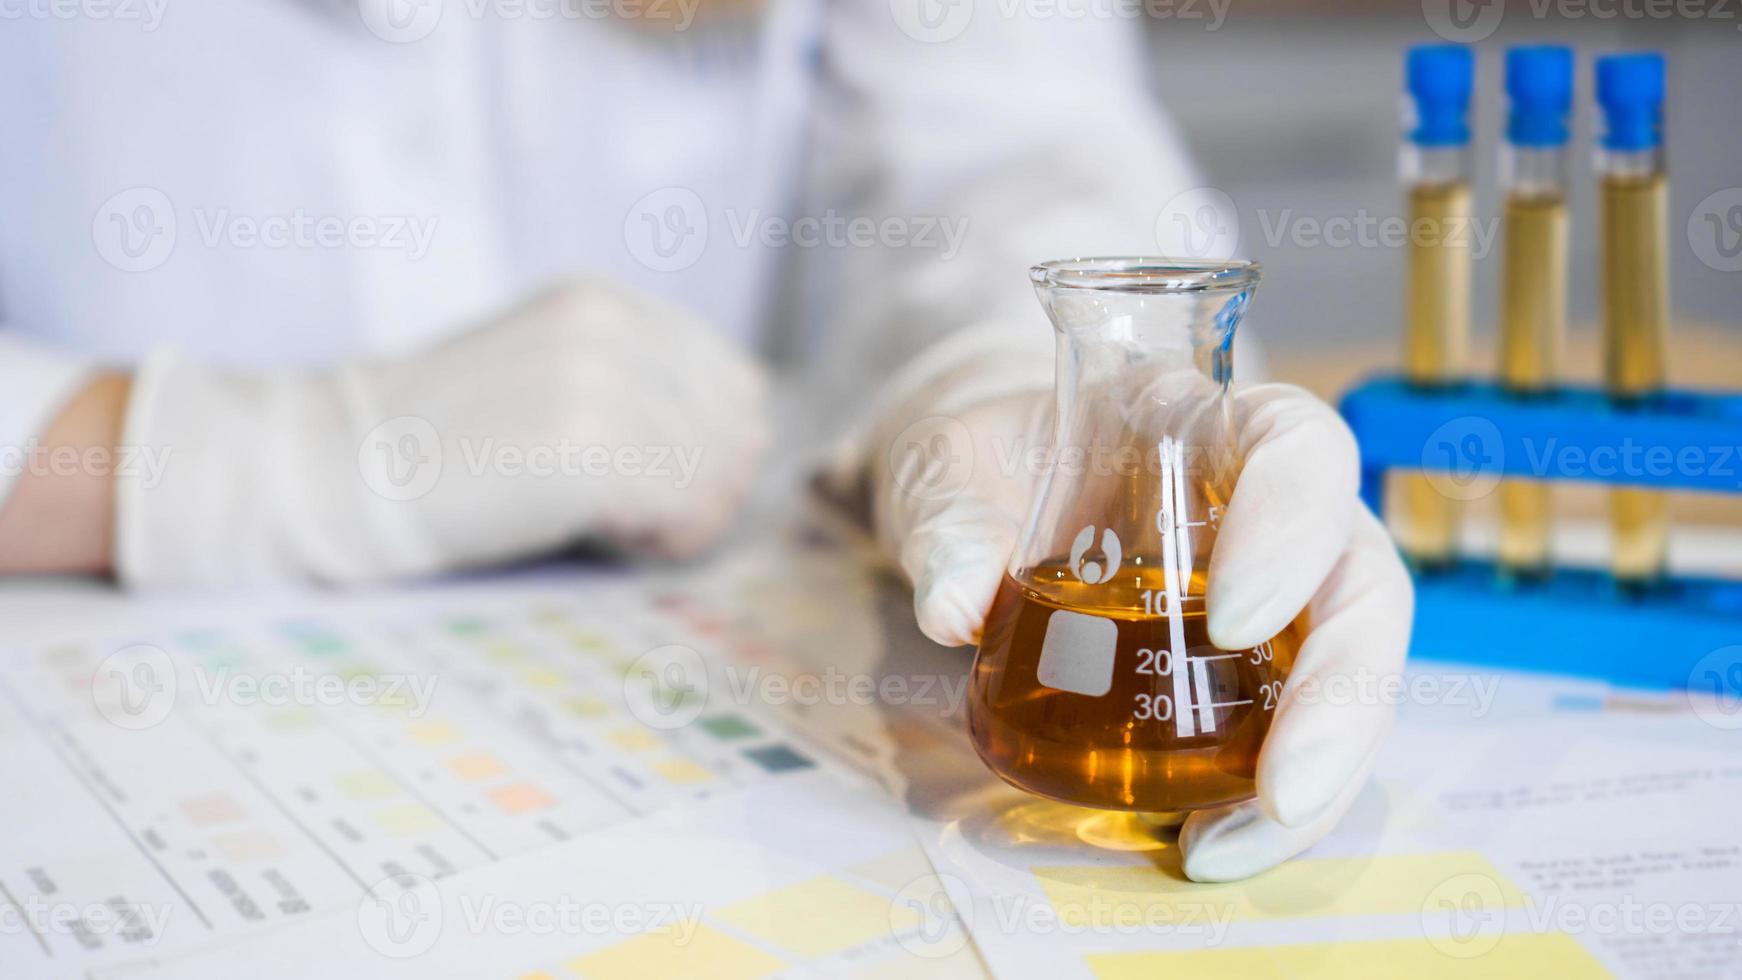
[4,520,1740,979]
[99,774,983,980]
[0,569,843,977]
[903,670,1742,980]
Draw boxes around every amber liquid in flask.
[967,258,1295,813]
[972,566,1295,812]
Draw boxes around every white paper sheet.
[2,517,1737,979]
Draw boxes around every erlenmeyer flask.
[969,257,1296,813]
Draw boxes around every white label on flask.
[1036,610,1117,698]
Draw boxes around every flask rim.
[1030,257,1261,294]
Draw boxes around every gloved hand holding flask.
[871,258,1413,883]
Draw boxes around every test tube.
[1496,47,1572,580]
[1595,54,1669,587]
[1396,45,1474,569]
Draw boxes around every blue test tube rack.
[1339,375,1742,691]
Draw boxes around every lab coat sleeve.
[0,334,96,510]
[794,0,1239,453]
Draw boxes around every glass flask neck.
[1013,259,1260,593]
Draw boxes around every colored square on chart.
[608,728,660,752]
[485,640,526,662]
[446,752,508,781]
[211,829,285,863]
[407,720,462,747]
[517,973,556,980]
[1033,851,1526,928]
[179,794,245,826]
[565,698,610,718]
[374,804,443,836]
[714,875,919,958]
[653,760,714,785]
[445,618,488,636]
[522,668,566,690]
[199,650,249,670]
[564,925,784,980]
[846,847,937,893]
[567,631,609,652]
[697,715,759,741]
[297,635,348,657]
[1086,933,1608,980]
[488,783,556,814]
[743,745,813,773]
[266,707,320,731]
[336,770,402,801]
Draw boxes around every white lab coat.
[0,0,1220,509]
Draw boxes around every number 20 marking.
[1135,648,1171,676]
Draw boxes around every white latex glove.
[117,278,770,587]
[874,380,1413,883]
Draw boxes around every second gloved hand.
[874,380,1413,882]
[119,278,771,587]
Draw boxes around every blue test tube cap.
[1596,53,1665,151]
[1406,44,1475,147]
[1505,45,1574,147]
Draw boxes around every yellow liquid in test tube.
[1396,180,1471,567]
[1599,172,1669,584]
[1497,191,1567,576]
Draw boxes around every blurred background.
[1150,10,1738,384]
[1144,9,1742,554]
